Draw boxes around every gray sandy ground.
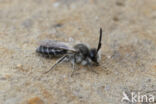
[0,0,156,104]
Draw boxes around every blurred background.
[0,0,156,104]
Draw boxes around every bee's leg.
[72,60,75,70]
[71,62,75,77]
[71,64,80,77]
[44,55,68,74]
[71,54,79,77]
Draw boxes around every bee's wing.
[39,40,77,53]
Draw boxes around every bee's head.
[89,28,102,66]
[89,48,100,66]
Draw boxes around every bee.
[36,28,103,75]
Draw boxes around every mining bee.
[36,28,103,75]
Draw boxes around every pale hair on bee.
[36,28,103,75]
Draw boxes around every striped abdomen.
[36,46,67,58]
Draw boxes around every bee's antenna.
[97,28,102,53]
[44,55,68,74]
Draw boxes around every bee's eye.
[89,48,97,61]
[90,52,94,58]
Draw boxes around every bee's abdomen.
[36,46,67,58]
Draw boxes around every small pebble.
[107,55,111,59]
[53,2,60,8]
[16,64,22,69]
[28,97,44,104]
[16,64,24,71]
